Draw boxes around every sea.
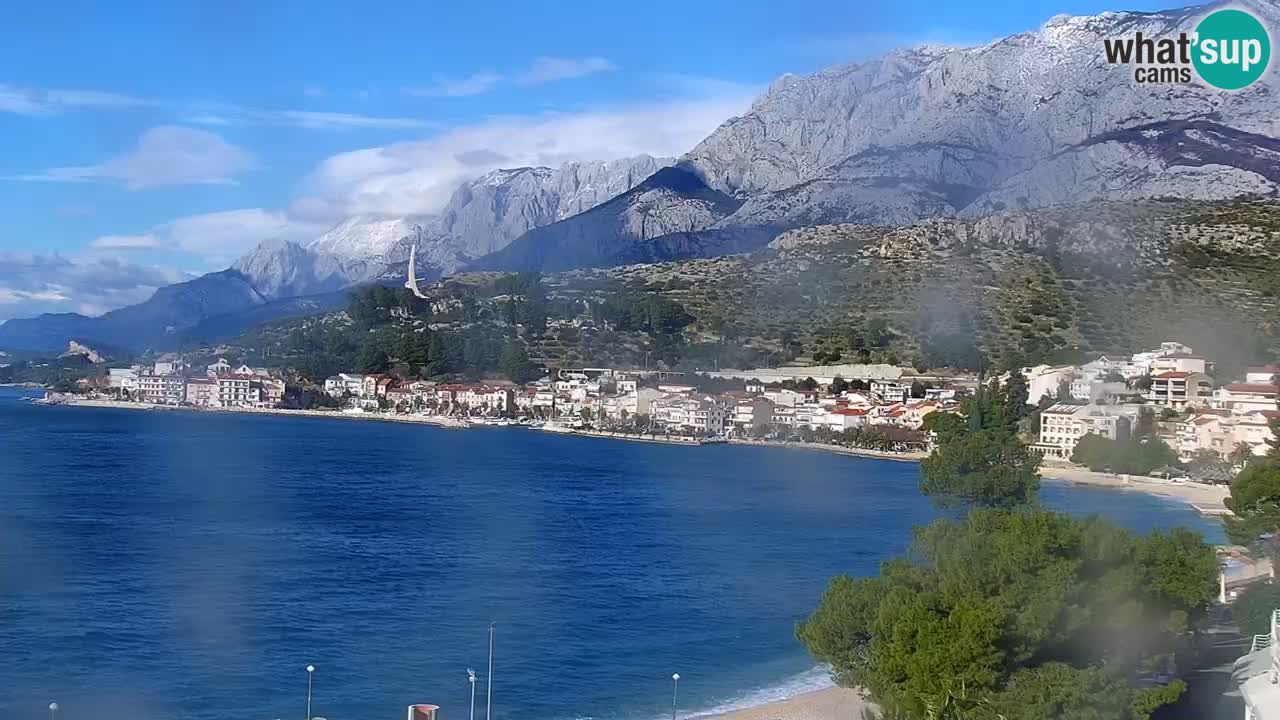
[0,387,1225,720]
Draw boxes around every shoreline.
[695,687,870,720]
[39,396,1230,512]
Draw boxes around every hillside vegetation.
[228,199,1280,379]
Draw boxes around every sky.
[0,0,1183,323]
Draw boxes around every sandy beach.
[1040,462,1230,512]
[698,687,871,720]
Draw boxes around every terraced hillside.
[546,199,1280,373]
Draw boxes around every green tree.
[498,342,539,384]
[797,509,1216,720]
[1225,458,1280,545]
[358,346,391,374]
[920,382,1039,508]
[1232,582,1280,637]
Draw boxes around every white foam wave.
[680,665,835,720]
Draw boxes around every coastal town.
[54,339,1278,476]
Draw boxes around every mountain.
[385,155,673,275]
[233,238,382,298]
[476,0,1280,273]
[306,215,438,261]
[472,166,743,272]
[685,0,1278,220]
[0,270,266,352]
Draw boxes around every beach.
[1040,462,1230,512]
[698,687,871,720]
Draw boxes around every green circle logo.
[1192,8,1271,90]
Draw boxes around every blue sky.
[0,0,1181,322]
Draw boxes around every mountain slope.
[233,238,382,298]
[472,166,744,272]
[681,0,1279,224]
[386,155,673,275]
[0,270,266,351]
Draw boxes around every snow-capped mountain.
[482,0,1280,272]
[306,215,440,262]
[384,155,673,275]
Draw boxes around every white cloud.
[90,209,329,268]
[0,252,190,322]
[9,126,255,190]
[515,56,615,85]
[182,102,430,131]
[404,72,504,98]
[91,234,162,250]
[295,93,752,219]
[0,84,159,115]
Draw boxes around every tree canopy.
[1070,434,1180,477]
[797,509,1217,720]
[1225,457,1280,546]
[919,379,1040,508]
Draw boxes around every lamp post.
[486,624,495,720]
[671,673,680,720]
[468,668,478,720]
[306,664,316,720]
[49,702,59,720]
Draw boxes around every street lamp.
[486,624,495,720]
[468,668,478,720]
[49,702,59,720]
[306,664,316,720]
[671,673,680,720]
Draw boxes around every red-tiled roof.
[1224,383,1279,394]
[1154,371,1191,379]
[831,408,868,416]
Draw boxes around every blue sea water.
[0,388,1224,720]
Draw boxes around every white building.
[216,374,259,408]
[107,367,140,393]
[1245,367,1279,385]
[1035,403,1139,460]
[870,380,911,404]
[1215,383,1279,415]
[137,373,184,404]
[1019,365,1076,405]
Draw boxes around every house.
[763,388,804,407]
[732,398,774,432]
[1034,403,1138,460]
[871,380,911,404]
[1215,383,1279,415]
[324,373,365,398]
[903,401,940,429]
[207,358,231,375]
[822,407,869,431]
[362,375,393,398]
[1147,371,1213,408]
[385,386,414,410]
[651,397,726,435]
[184,377,218,407]
[258,378,285,407]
